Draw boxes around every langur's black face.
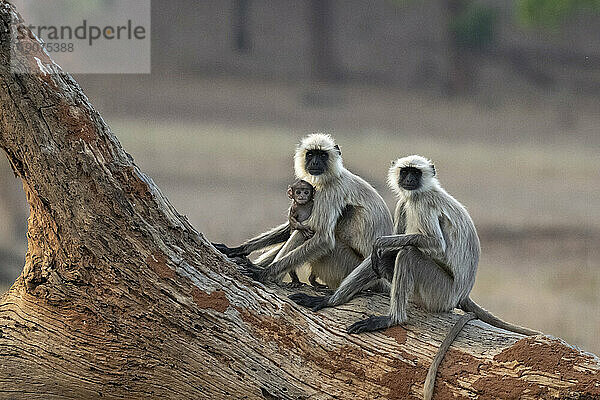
[305,150,329,176]
[293,185,313,204]
[398,167,422,190]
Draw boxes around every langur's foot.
[347,315,393,334]
[283,281,305,289]
[308,275,328,290]
[238,259,268,282]
[289,293,331,312]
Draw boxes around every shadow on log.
[0,2,598,399]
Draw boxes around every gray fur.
[240,222,291,255]
[380,155,480,321]
[272,230,304,283]
[254,243,284,267]
[382,156,540,334]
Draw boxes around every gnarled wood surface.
[0,2,598,399]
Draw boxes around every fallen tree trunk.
[0,2,598,399]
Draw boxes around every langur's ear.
[334,145,341,156]
[390,160,396,167]
[287,186,294,199]
[430,164,436,176]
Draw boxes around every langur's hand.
[289,216,301,230]
[212,242,249,258]
[301,228,315,240]
[373,237,386,250]
[371,245,383,278]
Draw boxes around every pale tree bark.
[0,2,599,399]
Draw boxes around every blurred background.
[1,0,598,353]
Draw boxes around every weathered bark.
[0,2,598,399]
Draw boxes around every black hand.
[235,258,267,282]
[347,315,392,334]
[301,229,315,240]
[212,242,230,254]
[212,243,249,258]
[371,245,381,278]
[288,293,331,312]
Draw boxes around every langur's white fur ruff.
[388,155,440,196]
[294,133,344,190]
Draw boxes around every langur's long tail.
[423,312,476,400]
[423,299,540,400]
[459,297,541,336]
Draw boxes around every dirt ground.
[1,76,598,354]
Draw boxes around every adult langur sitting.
[213,133,393,289]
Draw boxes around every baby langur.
[287,179,315,240]
[285,180,325,288]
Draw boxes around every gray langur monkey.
[287,179,315,240]
[281,179,324,288]
[213,133,393,289]
[291,155,539,400]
